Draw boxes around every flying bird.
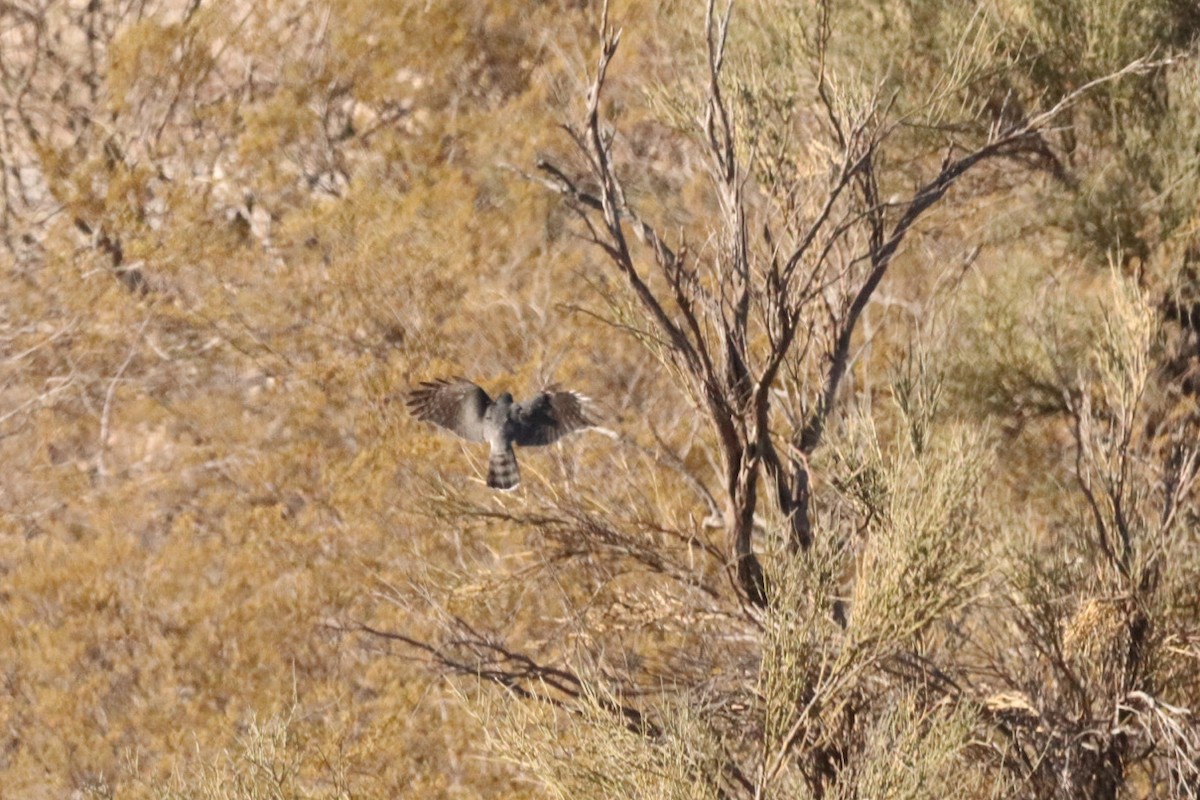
[407,377,595,490]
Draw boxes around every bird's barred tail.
[487,445,520,491]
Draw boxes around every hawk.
[407,377,595,490]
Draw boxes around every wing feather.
[407,378,492,442]
[512,390,594,447]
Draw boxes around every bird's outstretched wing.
[407,378,492,442]
[512,390,594,446]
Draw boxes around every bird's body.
[407,379,594,490]
[483,392,520,489]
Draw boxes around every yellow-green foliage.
[0,0,625,796]
[1,0,1198,798]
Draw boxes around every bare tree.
[351,4,1200,799]
[535,0,1156,606]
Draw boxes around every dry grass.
[1,0,1197,798]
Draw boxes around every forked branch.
[536,0,1161,609]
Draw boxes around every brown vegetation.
[1,0,1198,797]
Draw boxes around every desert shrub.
[2,0,1198,798]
